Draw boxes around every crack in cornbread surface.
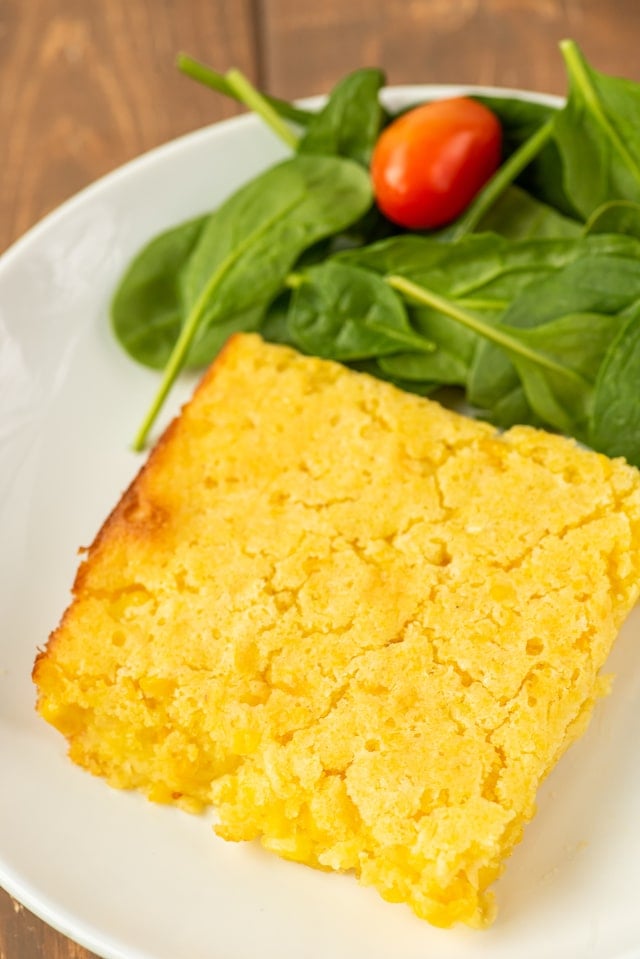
[33,333,640,928]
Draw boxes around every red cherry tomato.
[370,97,502,230]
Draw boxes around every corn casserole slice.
[33,333,640,927]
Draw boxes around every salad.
[111,41,640,467]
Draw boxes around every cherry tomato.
[370,97,502,230]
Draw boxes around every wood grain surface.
[2,0,640,956]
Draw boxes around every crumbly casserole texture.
[34,333,640,927]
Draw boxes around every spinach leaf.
[590,301,640,466]
[386,275,613,437]
[259,290,297,346]
[338,233,631,302]
[377,305,480,389]
[490,389,544,429]
[508,312,622,435]
[378,345,469,386]
[111,215,209,369]
[554,40,640,218]
[287,261,434,360]
[337,233,499,278]
[134,154,372,448]
[299,68,386,166]
[468,252,640,417]
[342,234,632,392]
[476,185,581,240]
[338,235,506,384]
[584,200,640,239]
[181,154,372,358]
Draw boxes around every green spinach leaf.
[509,312,621,435]
[338,235,505,383]
[287,261,434,360]
[181,154,372,358]
[468,251,640,418]
[341,234,635,393]
[111,215,209,369]
[554,40,640,218]
[490,389,544,429]
[259,290,297,346]
[476,185,581,240]
[337,233,498,278]
[589,301,640,466]
[299,68,386,166]
[387,274,625,437]
[338,233,632,302]
[377,345,469,386]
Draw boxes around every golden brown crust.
[34,335,244,680]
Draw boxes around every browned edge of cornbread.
[32,334,244,682]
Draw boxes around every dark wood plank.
[0,893,97,959]
[260,0,640,98]
[0,0,258,253]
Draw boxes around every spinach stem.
[386,274,574,376]
[177,54,313,127]
[134,191,305,449]
[225,69,300,150]
[559,40,603,118]
[133,243,252,450]
[450,118,554,239]
[132,300,206,451]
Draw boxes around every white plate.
[1,84,640,959]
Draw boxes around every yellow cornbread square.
[33,333,640,928]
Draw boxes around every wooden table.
[1,0,639,955]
